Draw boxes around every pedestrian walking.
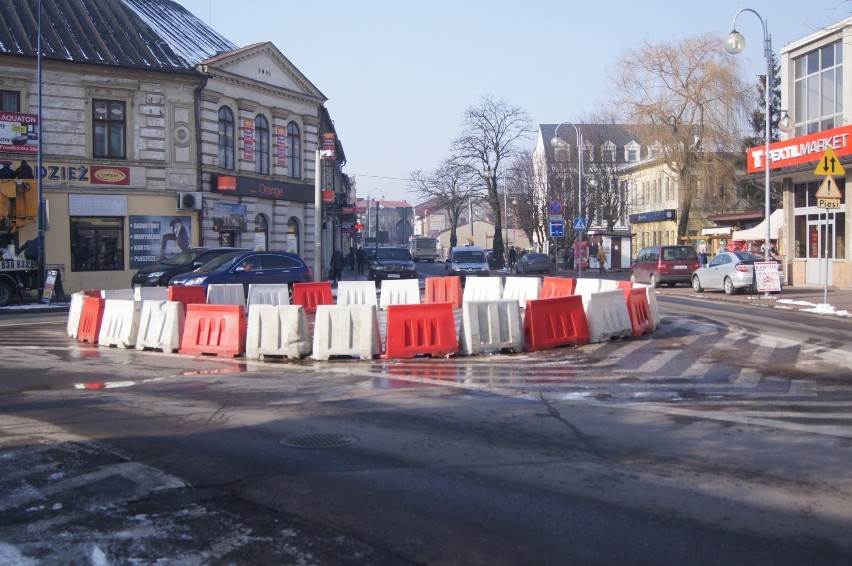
[596,246,607,275]
[568,248,575,271]
[698,249,708,267]
[356,247,366,275]
[508,246,517,270]
[330,250,345,284]
[347,246,356,271]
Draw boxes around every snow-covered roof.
[0,0,236,71]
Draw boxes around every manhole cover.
[279,433,359,449]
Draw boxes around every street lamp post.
[550,122,584,278]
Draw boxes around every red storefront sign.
[747,124,852,173]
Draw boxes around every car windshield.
[162,248,210,266]
[526,253,548,261]
[455,251,485,263]
[377,248,412,261]
[662,247,696,260]
[194,251,243,273]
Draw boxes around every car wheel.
[650,274,659,288]
[0,280,13,307]
[723,277,737,295]
[692,275,703,293]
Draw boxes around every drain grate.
[279,433,359,449]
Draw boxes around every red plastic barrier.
[168,286,207,311]
[425,276,463,308]
[522,295,589,351]
[77,296,106,344]
[82,289,102,297]
[540,277,576,299]
[624,288,653,337]
[383,303,458,359]
[292,282,333,314]
[179,304,246,358]
[617,280,634,291]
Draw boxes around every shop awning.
[731,209,784,241]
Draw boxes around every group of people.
[561,244,607,274]
[0,160,35,180]
[329,246,368,284]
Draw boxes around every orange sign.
[747,124,852,173]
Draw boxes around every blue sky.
[177,0,850,202]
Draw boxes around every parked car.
[515,252,551,275]
[131,247,240,287]
[485,250,498,269]
[630,245,700,287]
[168,250,312,293]
[368,247,417,283]
[691,250,783,295]
[445,246,490,281]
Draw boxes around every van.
[630,245,699,287]
[446,246,490,280]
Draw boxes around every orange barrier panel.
[425,276,463,308]
[168,286,207,311]
[179,304,246,358]
[292,282,333,314]
[383,303,458,359]
[77,296,106,344]
[624,288,653,337]
[617,281,634,291]
[523,295,589,351]
[540,277,576,299]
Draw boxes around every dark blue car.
[168,250,312,293]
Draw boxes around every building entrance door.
[806,217,833,285]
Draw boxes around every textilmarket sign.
[747,124,852,173]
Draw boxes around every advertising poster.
[129,215,192,268]
[754,262,782,293]
[0,112,38,154]
[211,202,247,233]
[242,119,254,162]
[275,126,287,167]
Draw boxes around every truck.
[0,178,40,306]
[408,236,440,262]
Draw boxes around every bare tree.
[409,160,479,250]
[507,150,545,249]
[610,33,748,238]
[452,96,535,268]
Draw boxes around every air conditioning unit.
[177,191,203,211]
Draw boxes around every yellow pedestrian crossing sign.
[814,147,845,176]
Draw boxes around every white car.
[691,251,783,295]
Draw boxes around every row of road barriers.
[67,276,659,361]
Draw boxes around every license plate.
[388,274,400,278]
[673,265,688,270]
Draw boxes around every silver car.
[691,250,782,295]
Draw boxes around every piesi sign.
[747,124,852,173]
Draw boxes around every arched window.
[254,114,269,175]
[287,121,301,179]
[218,106,235,170]
[286,217,301,255]
[254,213,269,251]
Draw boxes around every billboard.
[0,112,38,154]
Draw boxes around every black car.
[368,247,417,283]
[131,247,241,287]
[168,250,312,294]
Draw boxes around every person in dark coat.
[0,162,16,179]
[330,250,345,284]
[15,160,34,179]
[356,247,366,275]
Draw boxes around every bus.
[408,236,440,262]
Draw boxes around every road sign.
[814,147,846,176]
[549,218,564,237]
[548,200,563,215]
[814,175,843,198]
[572,218,588,231]
[817,198,841,209]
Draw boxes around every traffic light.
[355,223,364,231]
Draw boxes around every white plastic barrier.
[574,278,619,295]
[247,284,290,307]
[98,299,142,348]
[460,299,523,355]
[136,300,185,353]
[634,283,661,330]
[101,288,135,300]
[312,305,382,360]
[336,280,378,307]
[462,276,503,303]
[246,304,310,360]
[379,279,421,310]
[134,287,169,302]
[502,276,541,308]
[67,292,86,338]
[207,283,246,306]
[581,289,632,343]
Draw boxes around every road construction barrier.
[67,292,86,338]
[581,289,632,343]
[634,283,661,329]
[312,305,382,361]
[379,279,421,310]
[77,296,106,344]
[574,278,619,295]
[502,276,540,308]
[136,300,185,353]
[624,287,653,337]
[98,299,142,348]
[101,288,135,300]
[383,303,458,359]
[522,295,590,351]
[462,276,503,303]
[460,299,523,355]
[540,277,576,299]
[207,283,246,306]
[246,304,309,360]
[425,276,463,308]
[168,286,207,310]
[292,281,333,313]
[179,303,246,358]
[247,284,290,308]
[336,280,378,308]
[134,287,169,302]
